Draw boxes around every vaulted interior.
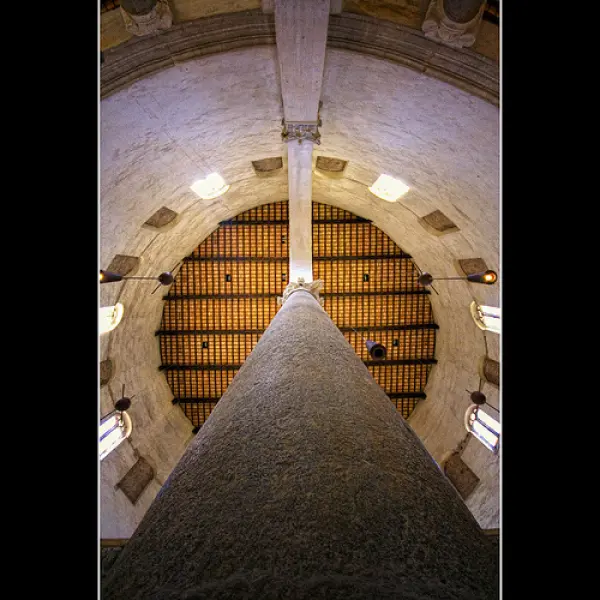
[100,1,500,540]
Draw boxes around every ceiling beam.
[274,0,330,122]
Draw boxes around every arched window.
[99,410,132,460]
[464,404,500,453]
[100,303,124,335]
[470,301,500,334]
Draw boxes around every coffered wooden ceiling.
[157,201,438,430]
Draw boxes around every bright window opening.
[368,174,410,202]
[99,411,132,461]
[464,404,500,453]
[190,173,230,199]
[99,303,124,335]
[470,301,500,334]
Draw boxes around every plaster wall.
[100,45,499,536]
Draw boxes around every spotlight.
[349,327,388,361]
[100,270,124,283]
[417,270,498,286]
[99,261,182,291]
[466,270,498,285]
[366,340,387,360]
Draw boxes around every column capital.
[120,0,173,37]
[278,278,324,306]
[422,0,485,49]
[282,121,321,145]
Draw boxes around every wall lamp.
[417,270,497,287]
[100,261,182,294]
[100,270,175,286]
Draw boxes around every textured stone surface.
[458,257,487,275]
[100,359,114,387]
[121,0,157,15]
[101,546,125,581]
[101,11,498,105]
[420,209,459,234]
[444,451,480,499]
[121,0,173,37]
[345,0,422,29]
[462,432,499,529]
[443,0,483,23]
[316,155,347,172]
[117,456,156,504]
[483,357,499,386]
[251,156,282,173]
[422,0,485,49]
[102,291,498,599]
[275,0,330,121]
[106,254,141,275]
[100,47,499,533]
[143,206,178,229]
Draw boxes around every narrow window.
[99,303,124,335]
[470,301,500,334]
[99,410,132,461]
[464,404,500,453]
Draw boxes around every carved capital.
[422,0,485,49]
[278,278,324,305]
[121,0,173,37]
[281,121,321,145]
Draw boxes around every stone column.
[422,0,486,48]
[287,140,315,282]
[274,0,329,285]
[102,289,498,600]
[120,0,172,36]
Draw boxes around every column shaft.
[274,0,330,121]
[102,290,498,599]
[287,142,314,282]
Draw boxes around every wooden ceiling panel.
[158,201,437,429]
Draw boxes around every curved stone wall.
[100,45,499,535]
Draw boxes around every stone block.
[116,456,155,504]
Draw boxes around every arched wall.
[100,45,499,536]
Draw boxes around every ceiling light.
[350,327,387,360]
[365,340,387,360]
[190,173,230,199]
[368,174,410,202]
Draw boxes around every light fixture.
[365,340,387,360]
[190,173,230,199]
[100,270,174,285]
[350,327,387,360]
[368,174,410,202]
[417,270,498,287]
[99,261,181,294]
